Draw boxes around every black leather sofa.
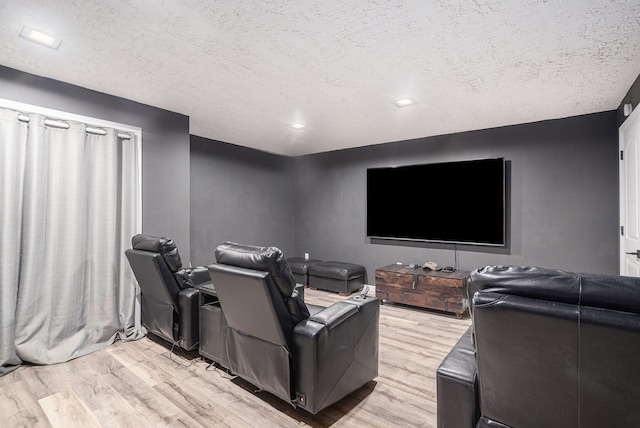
[208,242,380,414]
[437,265,640,428]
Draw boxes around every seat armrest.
[293,297,380,414]
[186,266,211,286]
[177,287,200,351]
[436,325,479,428]
[309,302,358,330]
[174,266,211,289]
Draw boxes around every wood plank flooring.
[0,289,471,428]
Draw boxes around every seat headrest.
[214,241,296,298]
[467,265,580,306]
[469,264,640,315]
[131,234,183,273]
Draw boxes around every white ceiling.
[1,1,639,156]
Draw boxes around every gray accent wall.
[189,111,618,280]
[0,66,192,261]
[190,136,295,266]
[293,111,619,279]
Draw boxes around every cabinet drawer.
[376,270,464,290]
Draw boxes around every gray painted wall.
[2,64,626,282]
[190,136,295,266]
[0,66,192,261]
[293,111,619,280]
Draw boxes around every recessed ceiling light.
[292,123,305,130]
[394,98,416,108]
[19,26,62,49]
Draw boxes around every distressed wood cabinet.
[374,264,470,318]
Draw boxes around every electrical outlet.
[304,252,309,261]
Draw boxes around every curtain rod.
[17,113,132,140]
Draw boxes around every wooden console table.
[374,264,470,318]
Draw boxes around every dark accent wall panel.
[0,65,192,261]
[293,111,619,277]
[190,136,295,266]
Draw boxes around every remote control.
[359,285,371,299]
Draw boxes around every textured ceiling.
[1,1,639,156]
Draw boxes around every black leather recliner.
[125,234,210,351]
[437,265,640,428]
[208,241,380,414]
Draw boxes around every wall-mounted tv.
[367,157,506,246]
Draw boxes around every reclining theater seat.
[125,234,211,351]
[209,241,380,414]
[436,265,640,428]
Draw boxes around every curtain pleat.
[119,135,143,339]
[0,107,141,373]
[0,108,28,375]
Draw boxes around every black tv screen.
[366,158,506,246]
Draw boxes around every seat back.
[209,263,289,347]
[209,241,309,402]
[472,290,579,428]
[214,241,310,341]
[468,265,640,427]
[125,234,185,342]
[125,250,181,306]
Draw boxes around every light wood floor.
[0,289,471,428]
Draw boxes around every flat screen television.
[366,157,506,246]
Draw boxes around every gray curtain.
[0,107,142,376]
